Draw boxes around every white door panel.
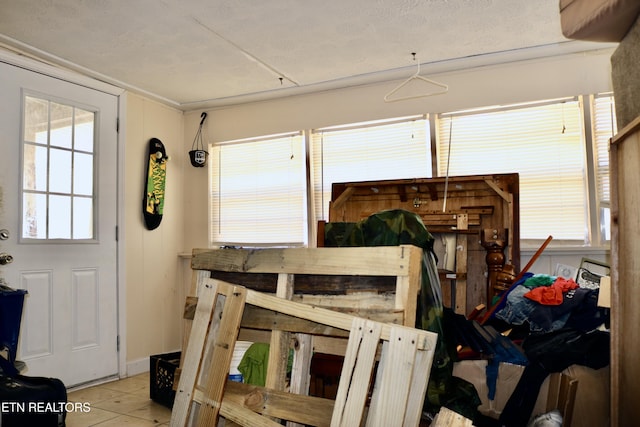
[0,60,119,387]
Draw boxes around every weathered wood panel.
[610,115,640,427]
[326,174,520,313]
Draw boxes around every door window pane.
[23,144,48,191]
[24,97,49,144]
[22,193,47,239]
[74,108,94,152]
[49,148,72,193]
[73,152,93,196]
[50,102,73,149]
[73,197,93,239]
[49,195,71,239]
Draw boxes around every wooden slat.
[421,213,481,226]
[366,326,419,427]
[210,270,397,295]
[191,245,420,277]
[265,274,294,394]
[215,380,335,427]
[330,186,356,212]
[331,318,382,427]
[219,399,284,427]
[245,287,432,350]
[195,283,247,427]
[207,270,397,294]
[240,305,350,337]
[394,241,423,327]
[455,214,469,315]
[287,333,314,427]
[431,407,475,427]
[171,275,223,426]
[404,342,436,426]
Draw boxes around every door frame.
[0,47,128,380]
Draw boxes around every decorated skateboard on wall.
[143,137,168,230]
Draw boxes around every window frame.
[19,91,98,244]
[208,131,307,248]
[310,115,431,223]
[432,95,613,249]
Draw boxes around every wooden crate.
[172,245,437,427]
[324,174,520,314]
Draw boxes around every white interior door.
[0,60,119,387]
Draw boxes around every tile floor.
[65,372,172,427]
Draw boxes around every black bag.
[0,374,67,427]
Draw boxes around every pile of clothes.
[485,273,610,426]
[493,273,608,334]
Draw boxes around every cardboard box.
[453,360,564,420]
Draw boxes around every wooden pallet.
[171,246,438,427]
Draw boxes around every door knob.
[0,229,8,240]
[0,253,13,265]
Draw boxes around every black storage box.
[150,351,181,409]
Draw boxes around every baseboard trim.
[126,356,150,377]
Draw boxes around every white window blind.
[311,116,431,221]
[437,100,587,241]
[592,94,617,205]
[209,133,306,246]
[592,94,617,242]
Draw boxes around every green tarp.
[324,209,480,418]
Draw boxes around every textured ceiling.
[0,0,606,110]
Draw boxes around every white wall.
[181,48,615,274]
[124,93,186,373]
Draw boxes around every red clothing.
[524,277,579,305]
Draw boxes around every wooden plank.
[191,245,420,277]
[294,293,397,312]
[244,287,432,350]
[420,213,481,226]
[194,282,247,427]
[330,186,356,212]
[395,241,423,327]
[431,407,474,427]
[331,318,382,427]
[219,399,284,427]
[209,270,397,294]
[240,305,350,338]
[403,341,436,426]
[607,116,640,427]
[366,326,419,427]
[265,274,294,394]
[287,333,314,427]
[546,373,578,427]
[455,215,468,315]
[178,270,210,380]
[312,336,349,356]
[171,274,221,426]
[216,380,335,427]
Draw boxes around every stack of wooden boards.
[170,245,438,427]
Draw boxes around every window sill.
[520,244,610,256]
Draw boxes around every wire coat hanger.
[384,53,449,102]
